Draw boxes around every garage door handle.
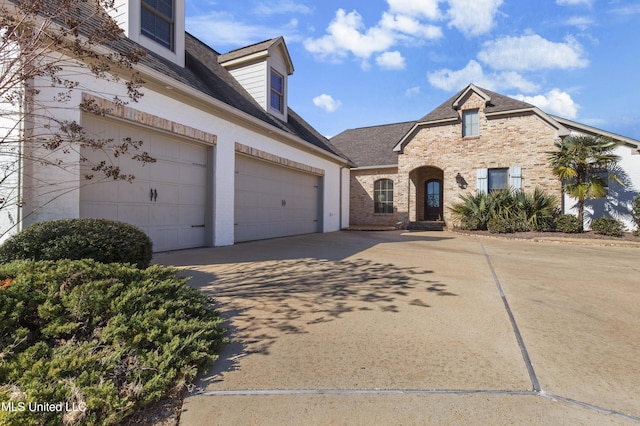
[150,188,158,202]
[191,224,205,228]
[282,199,286,207]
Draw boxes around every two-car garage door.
[234,155,322,242]
[79,116,323,249]
[80,115,211,252]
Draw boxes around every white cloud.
[313,94,342,112]
[427,60,539,93]
[304,6,442,68]
[186,12,301,47]
[380,12,443,39]
[428,60,487,91]
[252,1,313,15]
[557,0,593,6]
[376,51,406,70]
[564,16,595,29]
[303,9,396,61]
[478,34,589,71]
[512,89,580,119]
[447,0,504,37]
[387,0,442,20]
[405,86,421,96]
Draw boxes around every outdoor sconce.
[455,173,468,189]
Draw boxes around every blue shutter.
[509,166,522,190]
[477,168,488,193]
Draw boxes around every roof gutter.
[135,64,350,166]
[551,115,640,149]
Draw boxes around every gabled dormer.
[218,37,294,121]
[108,0,186,67]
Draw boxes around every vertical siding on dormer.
[229,62,268,111]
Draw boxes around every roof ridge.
[222,37,281,55]
[340,120,418,132]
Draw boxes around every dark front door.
[425,179,443,221]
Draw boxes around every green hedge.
[0,219,153,268]
[555,214,583,233]
[590,217,625,237]
[0,259,226,425]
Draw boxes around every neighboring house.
[0,0,351,251]
[332,84,640,231]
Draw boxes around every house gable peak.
[452,84,492,110]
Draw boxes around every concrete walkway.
[154,231,640,425]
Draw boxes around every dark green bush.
[0,259,226,425]
[487,217,517,234]
[0,219,153,268]
[590,217,625,237]
[555,214,583,233]
[633,195,640,236]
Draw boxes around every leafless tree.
[0,0,154,237]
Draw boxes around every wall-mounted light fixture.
[455,173,468,189]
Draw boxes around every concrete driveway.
[154,231,640,425]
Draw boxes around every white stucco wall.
[564,143,640,231]
[16,60,347,246]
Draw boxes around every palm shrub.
[513,188,558,231]
[448,191,494,230]
[0,259,226,425]
[450,188,557,233]
[547,135,621,231]
[0,219,153,268]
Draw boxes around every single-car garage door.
[80,115,211,252]
[234,155,322,242]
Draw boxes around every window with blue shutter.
[509,166,522,190]
[477,168,488,193]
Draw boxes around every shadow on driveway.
[155,232,458,390]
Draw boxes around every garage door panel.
[80,115,210,252]
[235,155,321,243]
[179,205,205,226]
[180,164,207,184]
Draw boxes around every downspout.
[339,166,344,230]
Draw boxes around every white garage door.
[80,115,211,252]
[234,155,322,242]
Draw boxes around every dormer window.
[270,69,284,113]
[141,0,174,50]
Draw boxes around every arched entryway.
[408,166,445,223]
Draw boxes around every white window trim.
[270,68,285,114]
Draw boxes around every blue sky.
[185,0,640,140]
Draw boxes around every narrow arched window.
[374,179,394,213]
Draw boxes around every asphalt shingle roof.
[43,1,346,162]
[330,121,417,167]
[419,85,536,122]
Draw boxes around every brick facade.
[351,91,564,227]
[350,167,401,226]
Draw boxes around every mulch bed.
[451,229,640,243]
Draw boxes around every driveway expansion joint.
[480,242,541,393]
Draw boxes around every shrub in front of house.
[555,214,583,233]
[0,259,226,426]
[633,194,640,236]
[487,217,525,234]
[590,217,625,237]
[0,219,153,268]
[450,188,557,233]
